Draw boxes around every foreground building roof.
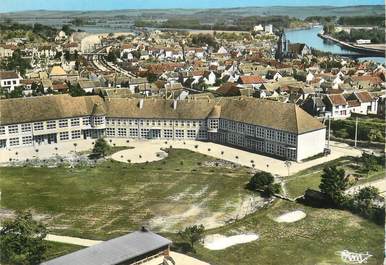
[0,95,324,134]
[41,230,172,265]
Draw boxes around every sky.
[0,0,383,12]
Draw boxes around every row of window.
[220,119,296,145]
[0,117,94,135]
[106,128,207,139]
[219,132,297,159]
[106,118,206,128]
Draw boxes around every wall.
[297,128,326,161]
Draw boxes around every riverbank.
[317,33,385,56]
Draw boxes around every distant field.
[0,149,258,239]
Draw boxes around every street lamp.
[284,160,292,177]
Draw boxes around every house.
[346,91,378,115]
[301,95,327,117]
[264,24,273,34]
[0,44,17,58]
[55,30,67,42]
[238,75,264,88]
[49,66,67,80]
[215,83,241,97]
[324,94,349,119]
[217,46,228,54]
[78,80,102,93]
[253,24,264,32]
[41,228,172,265]
[0,71,21,92]
[287,43,311,58]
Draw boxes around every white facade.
[0,76,21,92]
[297,129,326,161]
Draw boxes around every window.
[175,129,184,139]
[266,142,275,154]
[47,121,56,129]
[71,118,80,127]
[33,122,44,131]
[256,141,264,152]
[237,123,244,133]
[71,130,81,139]
[277,131,285,143]
[8,125,18,134]
[140,129,149,138]
[0,126,5,134]
[246,124,255,136]
[106,128,115,137]
[277,145,286,157]
[129,128,138,138]
[187,130,196,139]
[21,123,31,132]
[163,129,173,139]
[83,117,91,126]
[59,119,68,128]
[59,132,69,141]
[266,129,275,140]
[22,136,33,145]
[118,128,126,137]
[208,119,218,129]
[288,134,296,145]
[9,137,19,146]
[198,130,207,139]
[287,148,297,160]
[93,116,104,126]
[0,139,6,148]
[256,127,265,138]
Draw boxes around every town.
[0,2,384,265]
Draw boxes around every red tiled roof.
[328,94,347,106]
[239,75,264,84]
[355,91,373,103]
[0,71,19,79]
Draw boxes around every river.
[285,26,385,64]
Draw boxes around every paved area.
[44,234,102,247]
[108,139,362,176]
[346,178,386,196]
[0,138,362,176]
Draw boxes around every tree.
[146,73,158,83]
[368,128,382,142]
[247,171,280,197]
[361,152,378,175]
[92,138,110,158]
[319,166,347,205]
[68,83,85,97]
[178,224,205,251]
[353,186,379,210]
[0,211,47,265]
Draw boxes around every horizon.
[1,0,384,13]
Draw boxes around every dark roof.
[41,230,171,265]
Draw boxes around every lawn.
[285,156,385,198]
[169,200,384,265]
[0,149,256,239]
[45,241,84,262]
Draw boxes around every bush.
[247,172,279,197]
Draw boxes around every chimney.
[173,99,177,110]
[139,98,144,109]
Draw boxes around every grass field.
[45,242,84,261]
[176,200,384,265]
[1,149,383,265]
[285,156,385,198]
[0,149,257,239]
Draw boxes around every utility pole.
[328,116,331,149]
[354,117,358,148]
